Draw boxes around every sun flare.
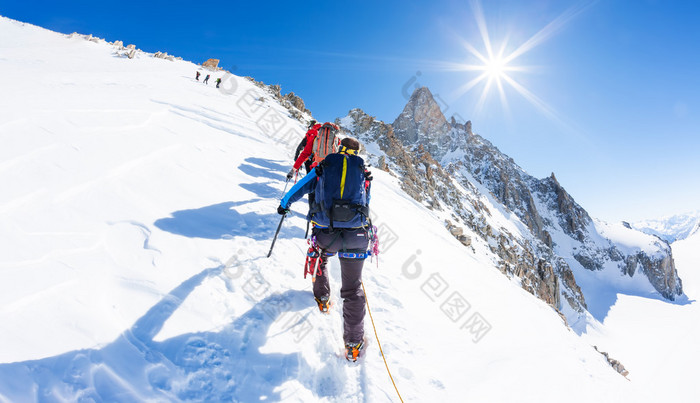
[484,56,506,79]
[447,0,595,120]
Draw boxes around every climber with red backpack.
[277,137,374,362]
[286,121,339,181]
[293,119,318,175]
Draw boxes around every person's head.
[308,119,317,128]
[338,137,360,155]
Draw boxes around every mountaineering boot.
[315,296,331,314]
[344,338,365,362]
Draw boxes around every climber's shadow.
[154,201,304,240]
[0,267,315,401]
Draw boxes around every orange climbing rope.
[361,280,404,403]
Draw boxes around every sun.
[447,0,595,119]
[484,56,506,79]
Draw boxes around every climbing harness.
[367,224,380,268]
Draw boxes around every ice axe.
[267,212,286,258]
[280,179,291,197]
[269,172,295,258]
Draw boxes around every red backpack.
[311,123,340,166]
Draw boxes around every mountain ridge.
[337,86,683,327]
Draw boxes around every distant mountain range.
[632,211,700,243]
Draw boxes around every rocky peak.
[393,87,452,158]
[537,174,592,241]
[340,108,587,314]
[549,172,558,184]
[451,117,473,135]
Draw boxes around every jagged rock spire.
[392,87,454,158]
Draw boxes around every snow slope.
[0,15,689,402]
[580,230,700,401]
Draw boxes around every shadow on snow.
[0,267,315,401]
[575,285,694,335]
[154,202,303,241]
[243,157,290,175]
[154,157,305,241]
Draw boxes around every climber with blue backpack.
[277,136,374,361]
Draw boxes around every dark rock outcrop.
[594,346,630,377]
[245,78,311,122]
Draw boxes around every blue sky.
[2,0,698,222]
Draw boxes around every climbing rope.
[361,280,404,403]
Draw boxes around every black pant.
[312,227,369,344]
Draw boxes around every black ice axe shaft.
[267,213,286,258]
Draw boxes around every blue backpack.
[313,153,369,229]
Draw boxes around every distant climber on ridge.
[203,74,210,85]
[195,71,201,81]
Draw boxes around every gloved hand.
[286,169,296,181]
[277,205,290,215]
[364,170,373,181]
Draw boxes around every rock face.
[202,58,219,70]
[623,250,682,299]
[393,87,452,157]
[244,77,311,123]
[594,346,630,377]
[153,51,175,61]
[337,86,684,321]
[282,92,306,113]
[338,106,587,315]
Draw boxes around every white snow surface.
[594,219,666,257]
[0,16,697,402]
[581,230,700,401]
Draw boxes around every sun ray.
[474,76,494,116]
[503,0,598,65]
[499,74,560,124]
[452,71,490,100]
[495,76,509,115]
[470,0,495,60]
[460,40,489,65]
[497,35,509,59]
